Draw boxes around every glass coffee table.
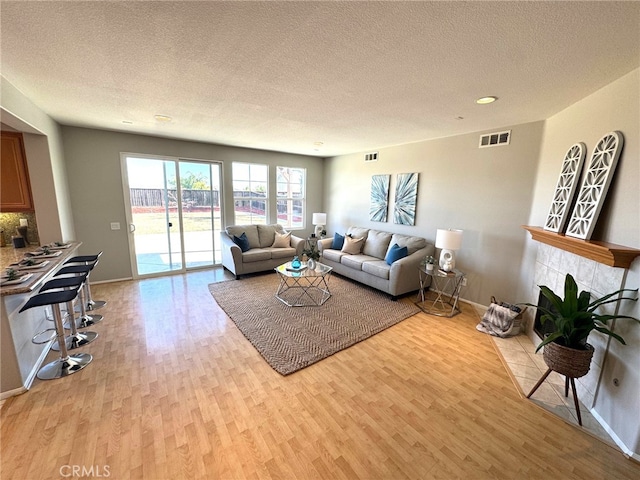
[274,261,333,306]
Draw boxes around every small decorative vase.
[426,263,434,272]
[291,256,301,269]
[308,258,316,269]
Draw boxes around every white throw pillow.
[271,231,291,248]
[341,236,364,254]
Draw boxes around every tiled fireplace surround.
[489,229,640,452]
[524,242,627,411]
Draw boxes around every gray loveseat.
[318,226,434,298]
[220,224,305,279]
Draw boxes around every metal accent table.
[275,261,333,307]
[415,267,464,317]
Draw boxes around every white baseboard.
[590,407,640,460]
[90,277,132,285]
[459,297,488,314]
[0,385,28,401]
[1,338,53,400]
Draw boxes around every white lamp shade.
[312,213,327,225]
[435,229,463,250]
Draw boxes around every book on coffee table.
[286,265,307,272]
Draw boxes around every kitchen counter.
[0,243,45,269]
[1,242,81,296]
[1,242,82,399]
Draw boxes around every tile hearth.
[491,333,614,446]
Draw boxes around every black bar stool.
[21,289,92,380]
[63,252,107,311]
[39,275,98,350]
[55,264,104,327]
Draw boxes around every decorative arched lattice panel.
[566,131,624,240]
[544,143,586,233]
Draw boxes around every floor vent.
[364,152,379,162]
[479,130,511,148]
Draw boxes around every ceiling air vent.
[479,130,511,148]
[364,151,379,162]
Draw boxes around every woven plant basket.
[543,341,594,378]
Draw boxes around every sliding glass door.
[179,161,222,269]
[122,154,223,277]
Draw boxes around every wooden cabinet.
[1,131,34,212]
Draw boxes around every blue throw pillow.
[233,232,251,252]
[331,232,345,250]
[385,243,408,265]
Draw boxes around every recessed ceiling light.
[476,96,498,105]
[313,141,324,151]
[122,120,133,125]
[154,114,172,122]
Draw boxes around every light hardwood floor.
[1,269,639,479]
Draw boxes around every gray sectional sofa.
[220,224,305,278]
[318,226,434,298]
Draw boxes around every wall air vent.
[479,130,511,148]
[364,151,379,162]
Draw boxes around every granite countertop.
[0,242,81,296]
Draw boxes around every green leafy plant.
[5,268,18,280]
[526,274,638,352]
[302,243,321,261]
[422,255,435,266]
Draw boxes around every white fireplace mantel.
[523,226,640,269]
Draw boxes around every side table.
[415,267,464,317]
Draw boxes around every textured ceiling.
[1,1,639,157]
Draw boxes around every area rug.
[208,274,420,375]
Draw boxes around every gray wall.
[525,68,640,457]
[61,126,324,282]
[324,120,545,306]
[325,70,639,456]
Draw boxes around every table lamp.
[435,229,463,271]
[312,212,327,238]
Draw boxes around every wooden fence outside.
[129,188,221,207]
[129,188,286,217]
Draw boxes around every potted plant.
[526,273,638,378]
[422,255,435,271]
[302,242,321,269]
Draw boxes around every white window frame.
[276,166,306,230]
[232,162,269,225]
